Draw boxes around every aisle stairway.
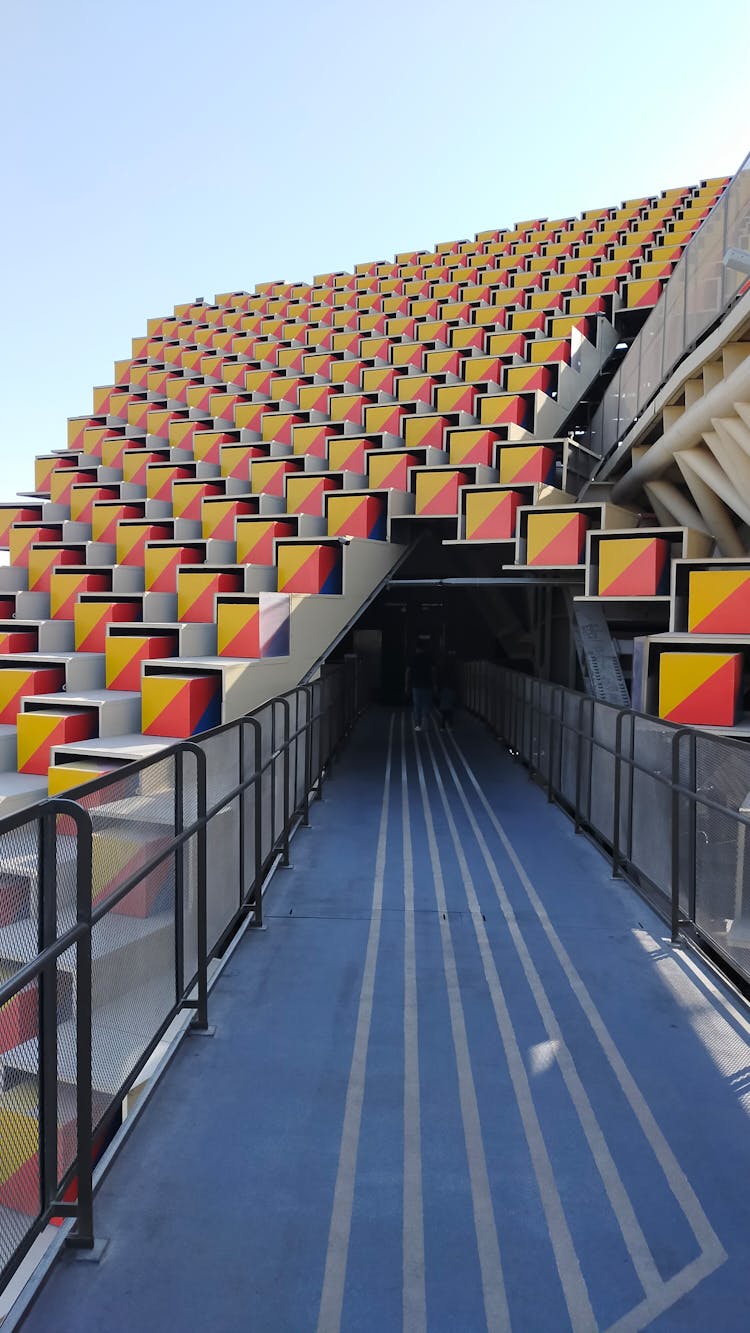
[0,175,730,813]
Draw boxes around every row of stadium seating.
[0,176,729,820]
[0,174,740,1218]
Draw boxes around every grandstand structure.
[0,171,740,808]
[3,154,750,1330]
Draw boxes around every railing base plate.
[71,1237,110,1264]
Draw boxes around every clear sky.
[1,0,749,501]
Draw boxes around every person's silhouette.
[405,643,436,732]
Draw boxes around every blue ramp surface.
[21,709,750,1332]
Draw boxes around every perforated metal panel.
[0,672,354,1284]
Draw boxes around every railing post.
[182,742,209,1031]
[556,685,565,797]
[547,687,561,802]
[313,680,325,800]
[174,749,185,1001]
[292,690,303,820]
[280,698,291,868]
[627,709,636,869]
[612,709,627,877]
[688,730,697,923]
[585,697,595,829]
[241,718,264,928]
[252,718,264,924]
[68,799,94,1249]
[301,686,313,827]
[670,728,683,944]
[270,701,278,838]
[38,810,59,1224]
[527,680,535,777]
[574,696,587,833]
[238,719,246,918]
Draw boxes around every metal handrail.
[0,658,360,1294]
[465,660,750,969]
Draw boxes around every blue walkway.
[21,710,750,1331]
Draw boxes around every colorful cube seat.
[658,652,742,726]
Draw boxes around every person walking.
[437,650,460,731]
[405,641,436,732]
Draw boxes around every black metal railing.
[465,661,750,986]
[0,657,359,1292]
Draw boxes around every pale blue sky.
[1,0,749,500]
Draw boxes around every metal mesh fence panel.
[0,976,40,1276]
[693,733,750,960]
[636,297,665,411]
[309,681,322,784]
[577,700,594,826]
[534,682,553,785]
[485,666,497,735]
[529,682,542,772]
[198,729,241,955]
[517,677,527,762]
[272,701,287,852]
[52,833,78,1189]
[0,670,363,1286]
[503,670,517,746]
[497,669,509,739]
[90,854,177,1133]
[207,795,241,956]
[517,675,528,755]
[285,693,300,820]
[694,731,750,812]
[53,823,80,940]
[53,942,78,1185]
[694,800,743,958]
[671,731,694,917]
[661,260,688,379]
[0,814,84,1278]
[589,702,619,846]
[683,196,725,353]
[181,834,199,991]
[179,750,200,991]
[324,672,338,762]
[724,157,750,304]
[242,722,262,899]
[616,714,635,871]
[498,669,512,744]
[290,690,308,815]
[79,761,176,919]
[466,662,750,989]
[523,679,534,762]
[317,675,330,767]
[514,676,524,750]
[548,688,565,799]
[0,821,40,969]
[257,705,275,869]
[629,716,674,899]
[559,692,581,807]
